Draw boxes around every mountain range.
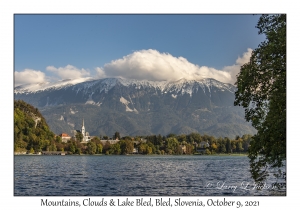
[14,77,256,139]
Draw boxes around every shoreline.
[14,153,248,156]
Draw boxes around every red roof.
[60,133,70,137]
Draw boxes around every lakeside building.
[199,141,210,148]
[195,141,210,153]
[100,139,120,145]
[59,133,71,143]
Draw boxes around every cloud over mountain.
[15,69,46,86]
[96,49,252,84]
[15,49,252,86]
[46,65,90,80]
[223,48,253,84]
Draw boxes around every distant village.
[15,118,212,156]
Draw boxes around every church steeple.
[81,118,85,138]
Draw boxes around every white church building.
[73,119,90,142]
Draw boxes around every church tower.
[81,118,85,139]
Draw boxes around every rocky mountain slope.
[14,78,256,138]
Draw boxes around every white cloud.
[222,48,253,84]
[15,69,46,86]
[15,49,252,87]
[236,48,252,66]
[46,64,90,80]
[95,67,106,79]
[97,49,252,84]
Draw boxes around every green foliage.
[109,143,121,155]
[136,142,154,155]
[97,143,103,154]
[185,144,194,155]
[14,100,254,157]
[87,141,97,154]
[138,143,146,154]
[143,145,152,154]
[29,147,34,154]
[69,144,76,154]
[14,100,55,152]
[234,15,286,182]
[75,132,83,142]
[55,136,62,143]
[101,140,112,154]
[237,141,244,153]
[166,137,179,154]
[204,148,211,155]
[220,144,226,153]
[47,142,57,151]
[225,138,231,153]
[120,140,134,154]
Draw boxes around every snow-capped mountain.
[14,77,94,94]
[15,77,235,95]
[14,78,255,138]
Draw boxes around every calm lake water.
[14,155,285,196]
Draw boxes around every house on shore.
[100,139,120,145]
[59,133,71,143]
[199,141,210,148]
[196,141,210,153]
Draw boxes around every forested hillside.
[14,100,55,153]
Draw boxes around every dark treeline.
[18,131,252,155]
[139,133,252,155]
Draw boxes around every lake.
[14,155,285,196]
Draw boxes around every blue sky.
[14,14,266,85]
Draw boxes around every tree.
[55,136,62,143]
[146,141,156,154]
[219,144,226,153]
[234,15,286,183]
[109,143,121,155]
[103,141,111,153]
[138,143,146,154]
[69,144,76,154]
[120,140,134,154]
[75,132,83,142]
[211,143,218,152]
[146,145,153,154]
[166,137,179,154]
[114,132,121,140]
[204,148,211,155]
[76,148,82,155]
[29,147,34,154]
[48,143,57,151]
[185,144,194,155]
[87,141,97,154]
[237,141,244,153]
[225,138,231,153]
[157,134,163,146]
[97,143,103,154]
